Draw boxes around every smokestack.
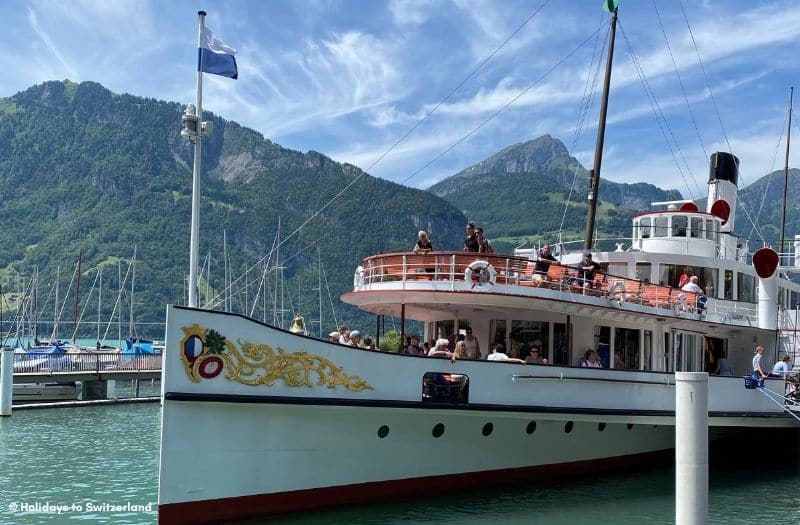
[706,152,739,234]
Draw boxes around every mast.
[779,86,793,264]
[223,229,228,311]
[52,265,60,340]
[273,218,280,326]
[130,246,136,338]
[318,248,323,338]
[97,268,102,342]
[583,4,618,251]
[187,11,207,308]
[72,249,83,343]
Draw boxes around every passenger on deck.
[463,328,481,359]
[454,341,467,359]
[487,343,525,364]
[573,252,600,289]
[533,245,557,286]
[476,228,494,253]
[338,325,350,345]
[525,346,547,365]
[328,331,340,343]
[413,231,433,254]
[463,222,479,252]
[581,350,602,368]
[348,331,362,348]
[770,354,792,377]
[475,227,487,253]
[678,267,691,288]
[428,338,457,362]
[404,335,424,356]
[363,337,375,350]
[752,345,768,379]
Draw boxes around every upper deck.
[343,251,760,327]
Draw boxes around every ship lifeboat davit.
[753,247,779,330]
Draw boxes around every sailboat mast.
[72,249,83,343]
[52,265,60,340]
[583,6,618,251]
[130,246,136,337]
[779,86,793,263]
[118,259,122,345]
[318,248,323,338]
[97,268,102,342]
[223,229,228,311]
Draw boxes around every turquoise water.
[1,404,798,525]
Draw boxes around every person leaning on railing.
[413,231,433,254]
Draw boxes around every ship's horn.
[288,314,306,334]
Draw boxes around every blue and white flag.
[198,27,238,79]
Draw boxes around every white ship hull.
[157,306,790,524]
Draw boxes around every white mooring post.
[675,372,709,525]
[0,346,13,416]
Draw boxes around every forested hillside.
[0,81,465,338]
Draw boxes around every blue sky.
[2,0,800,199]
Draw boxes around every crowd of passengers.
[412,222,494,255]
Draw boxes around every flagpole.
[188,10,206,308]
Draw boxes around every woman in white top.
[752,345,768,378]
[581,350,602,368]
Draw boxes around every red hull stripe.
[158,448,671,524]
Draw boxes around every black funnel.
[708,152,739,186]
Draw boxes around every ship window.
[690,217,703,238]
[654,216,668,237]
[705,219,716,241]
[614,328,640,370]
[672,215,688,237]
[643,330,653,371]
[511,321,550,361]
[640,217,651,239]
[724,270,733,300]
[607,263,627,278]
[434,320,454,340]
[422,373,469,404]
[737,273,756,303]
[674,332,703,372]
[635,263,651,283]
[553,323,569,366]
[489,319,507,351]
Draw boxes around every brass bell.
[288,314,306,335]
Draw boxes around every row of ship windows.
[633,216,719,241]
[376,421,650,439]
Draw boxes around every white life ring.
[354,265,365,289]
[607,280,626,301]
[464,260,497,289]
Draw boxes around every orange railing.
[356,251,705,312]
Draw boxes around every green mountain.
[428,135,682,248]
[736,168,800,247]
[0,80,465,338]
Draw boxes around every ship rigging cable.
[208,0,554,308]
[617,20,700,201]
[651,0,709,169]
[745,110,788,243]
[678,0,765,243]
[555,11,607,238]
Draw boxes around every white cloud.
[389,0,434,25]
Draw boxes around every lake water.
[1,404,798,525]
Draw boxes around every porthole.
[627,423,634,430]
[598,422,606,432]
[565,421,574,433]
[526,421,537,434]
[482,422,493,436]
[432,423,445,438]
[377,425,390,438]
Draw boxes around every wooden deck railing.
[356,251,706,312]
